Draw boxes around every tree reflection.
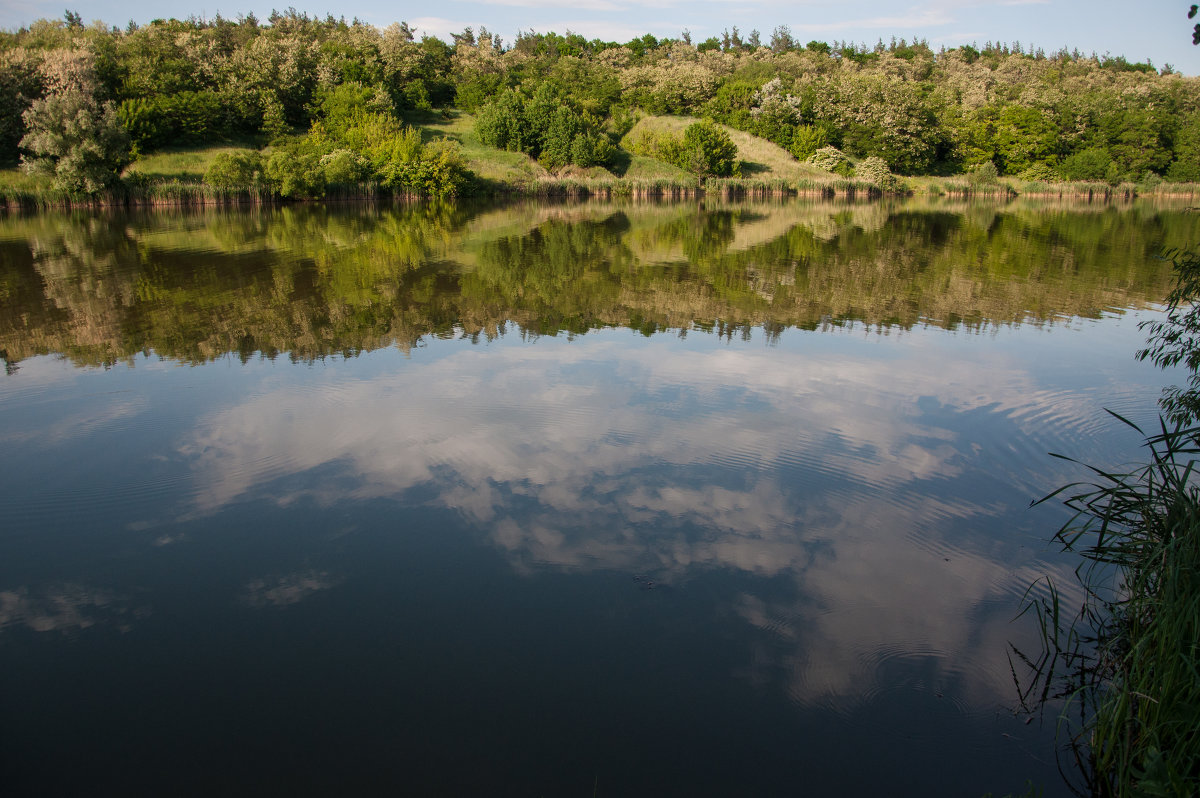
[0,199,1190,368]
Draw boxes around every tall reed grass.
[1025,415,1200,797]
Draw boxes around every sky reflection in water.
[0,200,1194,796]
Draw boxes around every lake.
[1,198,1195,797]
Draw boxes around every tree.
[769,25,796,54]
[19,50,130,193]
[0,49,43,166]
[680,120,739,186]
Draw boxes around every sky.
[2,0,1198,75]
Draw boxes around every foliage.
[1,12,1199,185]
[474,84,615,171]
[679,120,740,184]
[0,49,43,166]
[1059,147,1116,183]
[203,149,265,190]
[1167,112,1200,183]
[788,125,827,161]
[1018,162,1058,182]
[1139,248,1200,425]
[855,156,900,191]
[624,120,739,184]
[969,160,999,184]
[18,52,130,194]
[264,137,327,198]
[1028,416,1200,798]
[118,91,228,154]
[806,145,853,177]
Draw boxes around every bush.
[680,120,740,182]
[968,160,999,184]
[265,138,327,198]
[118,91,228,155]
[474,89,526,152]
[204,150,265,190]
[1017,162,1058,182]
[789,125,827,161]
[319,149,369,187]
[1059,148,1113,182]
[21,90,131,194]
[624,121,740,185]
[807,146,853,177]
[1167,157,1200,183]
[855,156,900,191]
[474,85,614,172]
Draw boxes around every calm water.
[1,199,1196,796]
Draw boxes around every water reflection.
[1,200,1191,369]
[0,199,1192,797]
[173,326,1127,715]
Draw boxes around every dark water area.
[1,199,1196,796]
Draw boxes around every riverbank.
[5,170,1199,211]
[6,108,1200,211]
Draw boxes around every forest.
[1,10,1199,198]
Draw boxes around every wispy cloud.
[794,7,954,33]
[406,16,474,40]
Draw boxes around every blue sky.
[4,0,1198,75]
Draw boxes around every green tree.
[680,120,739,185]
[1059,147,1114,182]
[0,49,43,165]
[204,150,265,190]
[20,51,130,193]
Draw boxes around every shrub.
[855,156,900,191]
[204,150,265,190]
[789,125,827,161]
[968,160,999,184]
[21,90,131,194]
[118,91,228,155]
[1059,147,1113,182]
[320,149,369,187]
[265,138,327,198]
[474,85,614,172]
[1167,157,1200,183]
[807,145,853,177]
[1017,162,1058,182]
[680,120,739,182]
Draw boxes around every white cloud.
[794,7,955,33]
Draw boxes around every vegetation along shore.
[1020,246,1200,797]
[3,12,1200,208]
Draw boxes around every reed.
[1026,415,1200,797]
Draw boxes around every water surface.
[1,199,1195,796]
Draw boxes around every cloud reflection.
[0,584,142,633]
[242,571,339,609]
[179,328,1104,706]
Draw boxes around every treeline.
[1,11,1199,196]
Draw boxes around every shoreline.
[2,174,1198,212]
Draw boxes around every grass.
[411,110,551,188]
[620,115,833,184]
[123,142,263,183]
[1025,413,1200,797]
